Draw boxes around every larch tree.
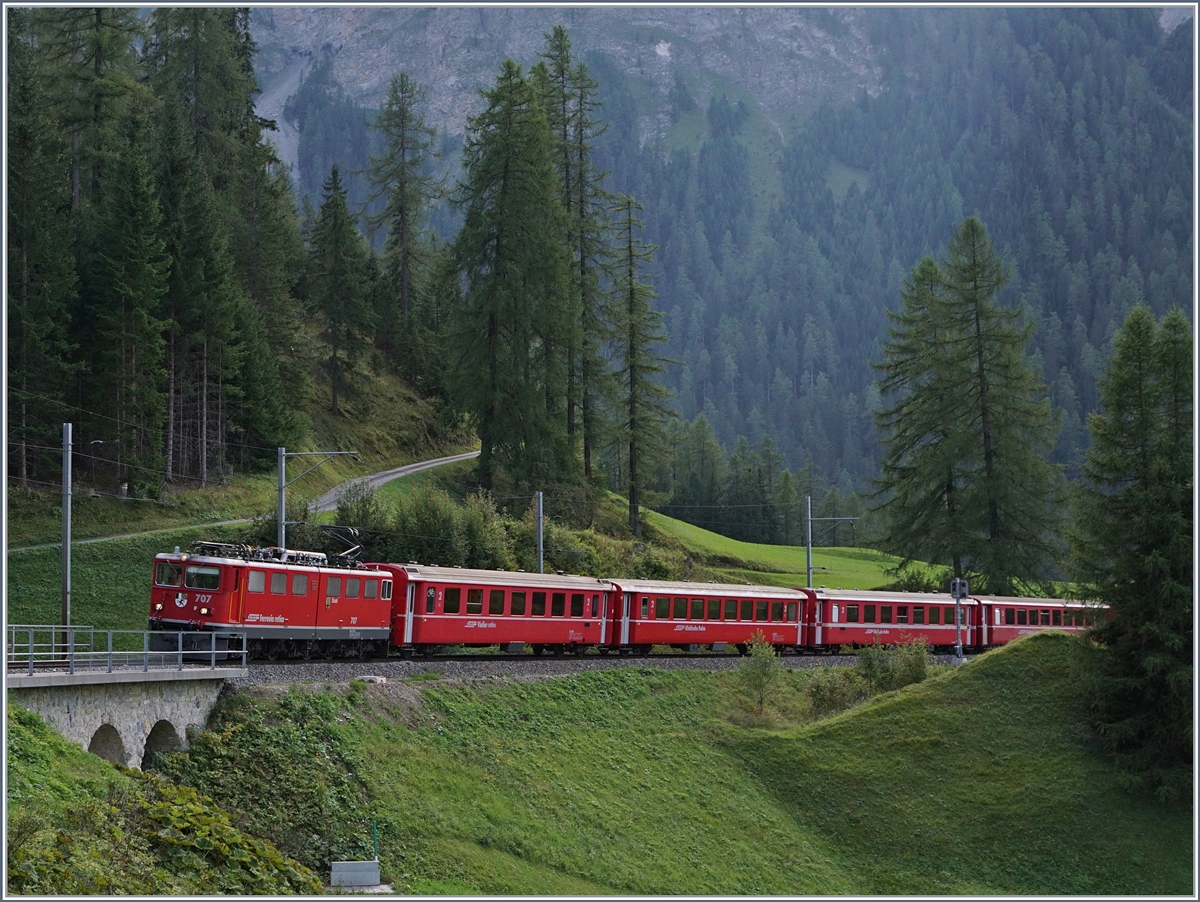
[611,195,673,535]
[873,217,1062,593]
[449,59,570,489]
[1070,305,1193,802]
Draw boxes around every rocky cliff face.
[250,6,882,171]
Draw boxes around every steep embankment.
[142,633,1194,894]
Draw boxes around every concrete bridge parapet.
[8,668,246,769]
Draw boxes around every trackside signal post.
[951,576,969,661]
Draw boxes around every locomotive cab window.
[155,562,183,587]
[511,592,526,616]
[490,589,505,615]
[445,587,461,614]
[248,570,265,594]
[382,581,392,601]
[185,565,221,590]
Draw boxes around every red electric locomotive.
[149,542,394,659]
[369,563,613,657]
[605,578,807,654]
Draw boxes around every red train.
[148,542,1103,660]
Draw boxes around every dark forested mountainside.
[266,7,1192,509]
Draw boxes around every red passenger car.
[371,564,613,656]
[807,588,977,653]
[149,542,393,659]
[605,578,807,654]
[974,595,1100,647]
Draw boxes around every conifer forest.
[7,7,1192,549]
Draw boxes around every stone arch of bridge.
[87,723,126,766]
[142,719,184,768]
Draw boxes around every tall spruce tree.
[7,11,80,493]
[873,217,1062,593]
[1070,305,1193,802]
[365,73,441,366]
[611,196,673,535]
[86,114,170,487]
[449,59,570,488]
[309,164,374,415]
[534,28,612,479]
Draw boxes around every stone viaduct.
[8,667,246,770]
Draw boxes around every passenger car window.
[656,597,669,618]
[532,592,546,616]
[913,606,925,625]
[552,593,566,616]
[724,599,737,620]
[897,606,908,624]
[846,604,860,623]
[690,598,704,620]
[426,587,436,613]
[755,601,769,621]
[864,605,877,624]
[444,587,461,614]
[490,589,505,615]
[673,597,687,619]
[467,588,483,614]
[511,592,526,616]
[770,602,783,622]
[708,598,721,620]
[571,593,584,617]
[740,600,753,620]
[881,605,892,624]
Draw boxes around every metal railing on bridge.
[6,625,247,676]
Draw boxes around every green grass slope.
[5,703,322,895]
[155,634,1190,895]
[726,632,1192,894]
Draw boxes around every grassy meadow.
[139,632,1193,895]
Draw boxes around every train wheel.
[552,645,565,657]
[735,644,748,656]
[638,644,652,657]
[597,647,610,656]
[532,644,545,656]
[421,645,438,659]
[573,645,586,657]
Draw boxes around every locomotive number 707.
[195,594,212,605]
